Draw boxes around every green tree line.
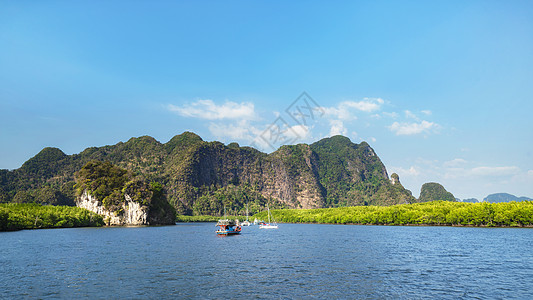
[0,203,104,231]
[252,201,533,227]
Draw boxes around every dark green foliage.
[252,201,533,227]
[310,136,415,206]
[74,161,176,223]
[12,191,34,204]
[190,184,284,216]
[20,147,67,176]
[75,161,175,217]
[33,186,74,206]
[418,182,455,202]
[75,161,129,210]
[0,203,104,231]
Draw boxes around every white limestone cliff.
[76,190,149,226]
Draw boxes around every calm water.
[1,223,532,299]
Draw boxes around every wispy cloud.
[329,119,347,136]
[208,120,255,140]
[343,97,384,112]
[388,120,439,136]
[391,166,420,177]
[168,99,256,120]
[383,112,399,118]
[285,124,311,141]
[470,166,521,177]
[404,110,418,120]
[443,158,468,168]
[323,98,384,120]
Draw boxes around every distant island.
[483,193,533,203]
[457,193,533,203]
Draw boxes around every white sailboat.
[241,202,251,226]
[259,204,278,229]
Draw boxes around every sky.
[1,1,532,201]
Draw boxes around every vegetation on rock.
[74,161,175,222]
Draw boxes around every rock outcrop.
[76,190,174,226]
[76,191,147,225]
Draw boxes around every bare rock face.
[391,173,400,185]
[76,190,148,226]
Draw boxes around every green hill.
[418,182,455,202]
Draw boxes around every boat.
[241,203,251,226]
[216,219,242,235]
[259,205,278,229]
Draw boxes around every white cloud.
[388,120,439,136]
[421,110,432,116]
[322,106,354,121]
[323,98,384,120]
[383,112,399,118]
[285,124,311,140]
[392,166,420,177]
[404,110,418,120]
[168,99,256,120]
[329,120,347,136]
[208,121,253,140]
[344,98,384,112]
[471,166,521,177]
[443,158,468,168]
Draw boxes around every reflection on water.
[1,224,532,299]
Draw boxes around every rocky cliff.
[74,161,175,225]
[77,191,150,225]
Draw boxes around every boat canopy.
[216,219,236,226]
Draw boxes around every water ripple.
[0,224,532,299]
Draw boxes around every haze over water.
[1,223,532,299]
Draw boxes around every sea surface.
[1,223,532,299]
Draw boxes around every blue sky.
[1,1,532,200]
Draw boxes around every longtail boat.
[216,219,242,235]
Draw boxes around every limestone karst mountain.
[0,132,416,215]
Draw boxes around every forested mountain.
[0,132,415,215]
